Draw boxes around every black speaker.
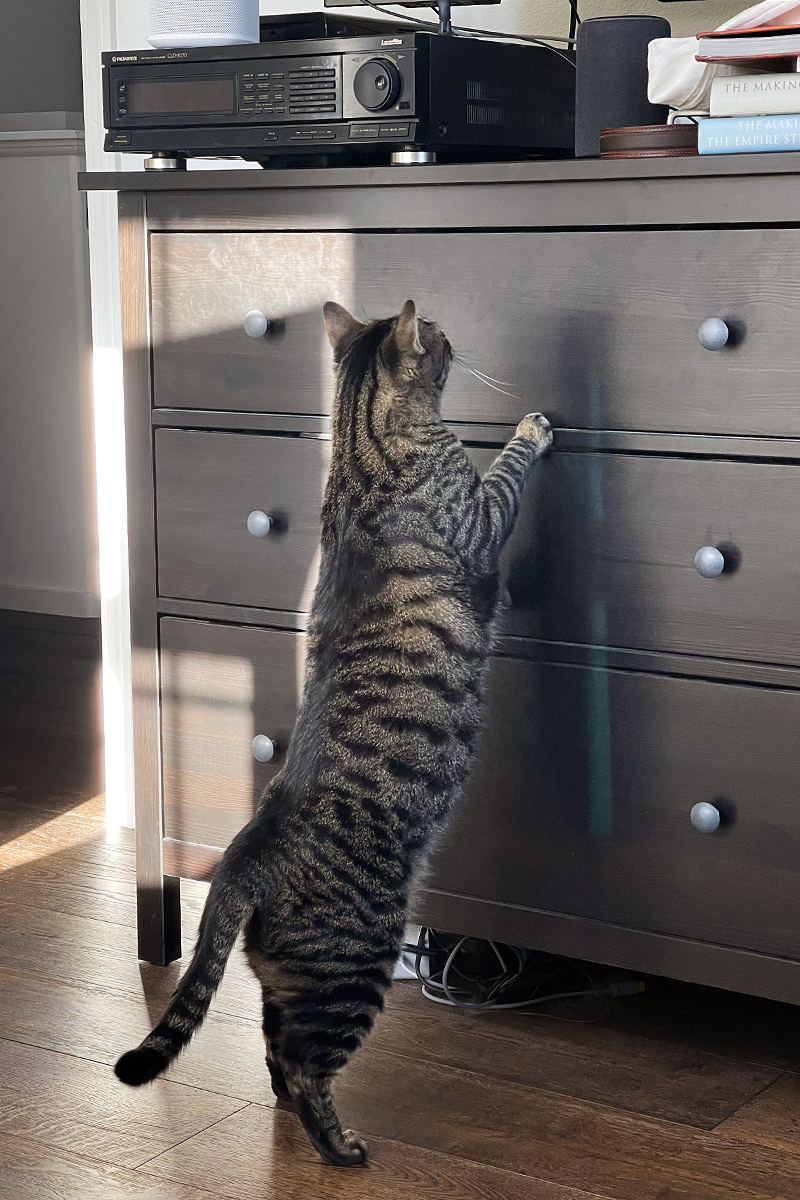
[575,15,670,158]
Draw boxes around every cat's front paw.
[516,413,553,457]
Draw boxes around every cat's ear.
[323,302,364,353]
[393,299,424,358]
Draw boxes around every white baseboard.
[0,584,100,619]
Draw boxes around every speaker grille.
[148,0,258,47]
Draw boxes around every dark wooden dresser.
[83,157,800,1005]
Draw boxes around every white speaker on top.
[148,0,259,48]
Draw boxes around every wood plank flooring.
[4,612,800,1198]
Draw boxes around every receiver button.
[349,124,380,139]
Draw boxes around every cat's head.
[323,300,452,405]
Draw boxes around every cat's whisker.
[463,366,515,386]
[452,355,517,388]
[453,359,521,399]
[470,372,520,394]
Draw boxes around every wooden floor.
[4,615,800,1198]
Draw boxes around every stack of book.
[696,26,800,154]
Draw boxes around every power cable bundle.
[402,928,645,1020]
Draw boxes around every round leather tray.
[600,122,698,158]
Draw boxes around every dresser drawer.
[155,429,329,612]
[484,449,800,668]
[152,228,800,434]
[159,625,800,959]
[430,657,800,959]
[160,617,304,848]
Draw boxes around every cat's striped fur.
[115,300,552,1166]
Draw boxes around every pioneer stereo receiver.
[102,30,575,166]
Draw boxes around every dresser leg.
[136,874,182,965]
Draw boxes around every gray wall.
[0,0,83,114]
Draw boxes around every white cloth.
[648,0,800,113]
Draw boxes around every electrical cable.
[410,927,644,1020]
[419,983,613,1021]
[354,0,578,67]
[567,0,581,43]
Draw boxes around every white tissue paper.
[648,0,800,114]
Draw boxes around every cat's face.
[414,314,453,398]
[323,300,452,407]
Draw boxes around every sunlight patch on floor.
[0,795,106,870]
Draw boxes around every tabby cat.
[115,300,552,1167]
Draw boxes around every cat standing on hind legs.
[114,299,553,1167]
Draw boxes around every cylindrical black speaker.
[575,15,670,158]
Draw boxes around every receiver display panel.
[126,77,236,115]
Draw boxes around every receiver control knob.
[353,58,402,112]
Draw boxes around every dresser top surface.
[79,152,800,192]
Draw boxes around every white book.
[710,69,800,115]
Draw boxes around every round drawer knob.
[690,802,721,834]
[698,318,730,351]
[694,546,725,578]
[251,735,277,763]
[247,510,272,538]
[244,309,272,339]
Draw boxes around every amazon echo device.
[148,0,259,48]
[575,15,670,157]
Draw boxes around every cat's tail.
[114,822,268,1087]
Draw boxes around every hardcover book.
[696,23,800,61]
[698,112,800,153]
[710,70,800,115]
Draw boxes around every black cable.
[355,0,577,68]
[401,941,448,957]
[567,0,581,42]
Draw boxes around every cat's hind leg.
[277,981,389,1167]
[261,990,292,1105]
[244,942,293,1106]
[283,1060,368,1167]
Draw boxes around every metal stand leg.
[144,151,187,172]
[137,874,182,965]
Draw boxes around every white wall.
[260,1,745,45]
[0,133,96,618]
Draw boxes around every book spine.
[710,71,800,116]
[698,113,800,153]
